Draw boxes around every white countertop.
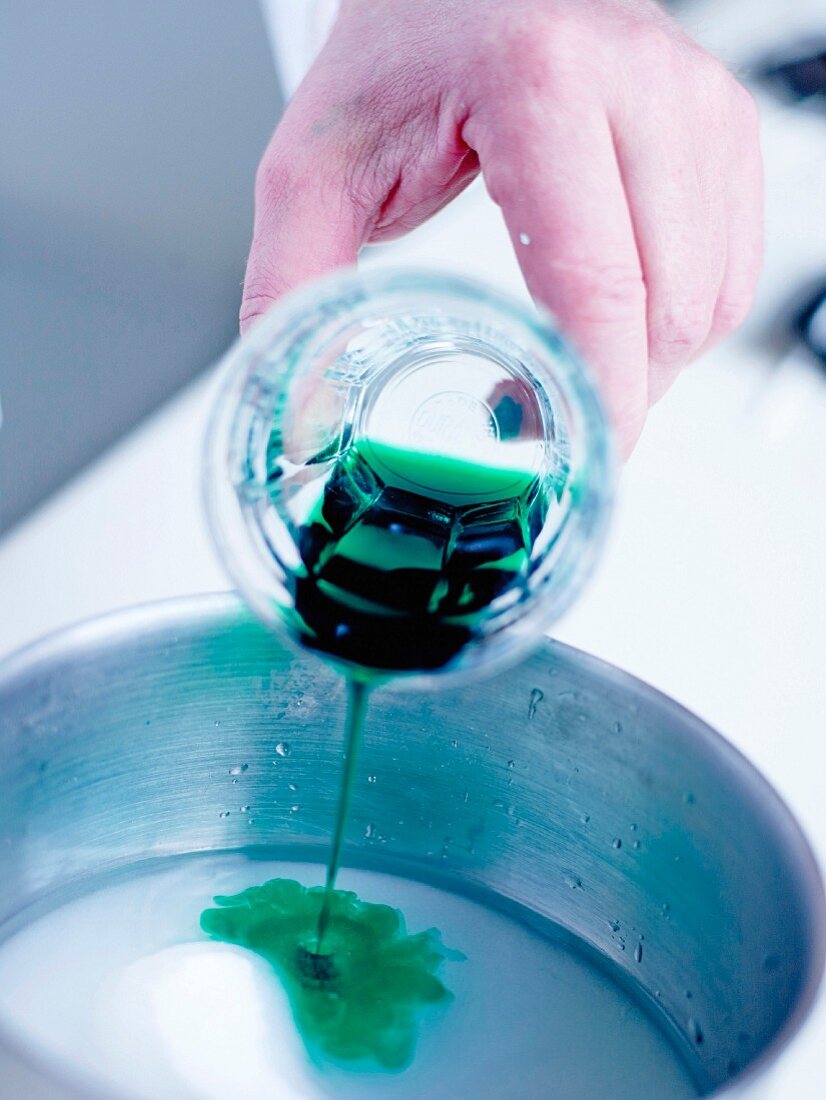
[2,1,825,1094]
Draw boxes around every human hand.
[241,0,763,457]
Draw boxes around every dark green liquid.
[316,678,370,948]
[202,444,548,1068]
[289,440,551,673]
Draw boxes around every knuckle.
[254,153,292,206]
[543,16,592,67]
[344,152,387,214]
[650,304,710,361]
[242,272,277,303]
[240,264,283,332]
[239,302,265,334]
[496,14,592,94]
[624,20,675,68]
[568,263,647,321]
[626,11,709,76]
[239,293,275,333]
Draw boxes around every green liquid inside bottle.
[288,439,551,673]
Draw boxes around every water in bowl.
[0,852,698,1099]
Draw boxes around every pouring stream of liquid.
[316,677,371,949]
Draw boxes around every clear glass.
[205,268,614,685]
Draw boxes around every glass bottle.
[205,268,613,686]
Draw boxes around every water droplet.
[218,810,230,819]
[630,823,638,832]
[609,920,621,933]
[688,1018,704,1046]
[507,759,515,769]
[661,902,670,915]
[654,989,662,999]
[632,840,641,850]
[528,687,544,719]
[239,804,250,813]
[463,789,469,803]
[634,942,643,963]
[145,719,152,727]
[288,782,298,792]
[214,720,221,728]
[581,813,591,824]
[247,817,255,825]
[450,738,458,748]
[367,774,377,784]
[289,804,300,813]
[274,742,291,758]
[365,823,376,839]
[612,838,622,849]
[519,231,531,246]
[228,764,248,776]
[613,721,623,734]
[231,778,238,785]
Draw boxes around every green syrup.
[202,443,550,1070]
[200,876,457,1070]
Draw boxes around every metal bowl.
[0,595,823,1097]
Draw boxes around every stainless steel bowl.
[0,595,823,1098]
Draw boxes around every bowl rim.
[0,591,823,1099]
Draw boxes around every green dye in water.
[200,875,458,1069]
[202,680,460,1069]
[202,443,555,1068]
